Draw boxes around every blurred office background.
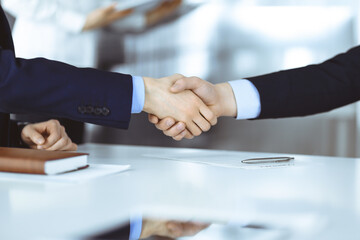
[4,0,360,157]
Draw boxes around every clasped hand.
[145,74,237,141]
[143,74,217,138]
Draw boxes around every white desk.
[1,143,360,239]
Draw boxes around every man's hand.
[140,219,209,239]
[21,119,77,151]
[82,3,133,31]
[143,74,217,137]
[146,0,182,26]
[148,76,237,140]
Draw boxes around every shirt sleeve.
[131,76,145,113]
[129,214,143,240]
[228,79,261,119]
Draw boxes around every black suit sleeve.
[248,46,360,119]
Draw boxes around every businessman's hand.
[140,219,209,239]
[143,74,217,136]
[148,76,236,140]
[82,3,133,31]
[21,120,77,151]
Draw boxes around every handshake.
[19,74,235,151]
[143,74,237,141]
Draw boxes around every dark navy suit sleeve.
[0,52,133,129]
[0,5,133,129]
[248,46,360,119]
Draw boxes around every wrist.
[142,77,155,114]
[215,83,237,117]
[139,220,150,239]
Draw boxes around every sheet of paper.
[143,152,295,169]
[0,164,130,183]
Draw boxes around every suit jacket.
[248,46,360,119]
[0,5,134,147]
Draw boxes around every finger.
[170,77,202,93]
[44,125,68,150]
[46,137,69,151]
[56,130,77,151]
[70,143,78,151]
[21,126,46,146]
[194,223,210,231]
[193,114,211,133]
[155,118,176,131]
[46,126,72,151]
[200,105,217,126]
[148,114,160,124]
[167,221,201,238]
[39,123,62,149]
[184,130,194,139]
[38,121,62,149]
[59,141,77,151]
[163,122,186,137]
[56,130,76,151]
[166,222,183,238]
[186,121,202,137]
[181,222,208,236]
[172,130,187,141]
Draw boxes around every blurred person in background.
[2,0,182,144]
[3,0,182,68]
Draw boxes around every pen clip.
[241,157,294,164]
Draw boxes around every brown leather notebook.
[0,147,88,175]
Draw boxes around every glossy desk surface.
[1,143,359,239]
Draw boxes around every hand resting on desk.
[21,119,77,151]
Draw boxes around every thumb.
[148,114,160,124]
[24,127,46,145]
[170,79,187,92]
[170,77,202,93]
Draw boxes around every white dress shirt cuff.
[131,76,145,113]
[228,79,261,119]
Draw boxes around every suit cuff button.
[102,107,110,116]
[78,106,86,114]
[85,106,94,114]
[94,107,102,116]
